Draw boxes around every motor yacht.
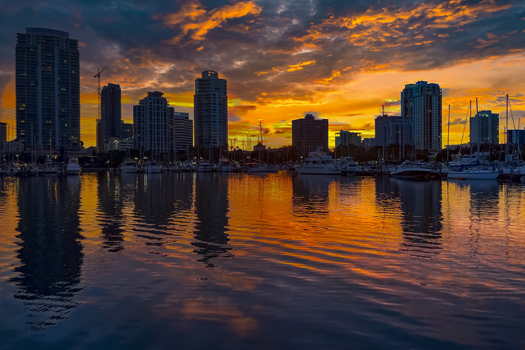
[295,151,340,175]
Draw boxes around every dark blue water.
[0,173,524,349]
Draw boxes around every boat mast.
[447,105,450,164]
[506,94,509,164]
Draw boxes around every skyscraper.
[16,28,80,151]
[470,110,499,147]
[194,70,228,151]
[133,91,174,154]
[292,114,329,157]
[173,112,193,153]
[99,83,122,151]
[335,130,361,147]
[374,115,412,148]
[401,81,442,151]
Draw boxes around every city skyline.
[1,0,525,148]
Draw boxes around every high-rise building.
[99,83,121,151]
[508,129,525,146]
[194,70,228,150]
[173,112,193,153]
[0,122,6,152]
[470,110,499,147]
[374,115,412,148]
[16,28,80,150]
[335,130,361,147]
[401,81,442,151]
[133,91,174,154]
[292,114,329,157]
[0,122,6,144]
[120,122,133,140]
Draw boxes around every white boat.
[119,158,139,173]
[196,161,215,172]
[338,157,359,174]
[66,157,82,175]
[246,163,279,173]
[447,167,499,180]
[295,151,340,175]
[42,161,59,176]
[390,161,432,180]
[217,159,234,172]
[145,160,162,173]
[181,162,195,172]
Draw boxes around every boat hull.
[447,171,499,180]
[295,166,340,175]
[390,169,431,180]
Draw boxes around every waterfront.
[0,172,524,349]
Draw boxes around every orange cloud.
[287,60,316,72]
[297,0,512,50]
[163,0,262,43]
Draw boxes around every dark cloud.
[0,0,523,117]
[449,117,467,125]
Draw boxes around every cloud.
[162,0,262,44]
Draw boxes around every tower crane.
[94,66,108,120]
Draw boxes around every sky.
[1,0,525,148]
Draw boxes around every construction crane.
[94,66,108,120]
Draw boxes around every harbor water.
[0,172,524,349]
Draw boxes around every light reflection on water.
[0,172,524,349]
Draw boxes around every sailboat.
[445,100,499,180]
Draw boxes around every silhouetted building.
[0,122,6,143]
[120,122,133,140]
[362,138,375,147]
[173,112,193,152]
[401,81,442,151]
[16,28,80,150]
[508,129,525,146]
[374,115,412,148]
[292,114,329,157]
[0,122,6,152]
[470,110,499,147]
[194,70,228,150]
[335,130,361,147]
[99,83,122,151]
[133,91,174,154]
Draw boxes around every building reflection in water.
[292,174,336,215]
[379,177,443,256]
[97,173,125,252]
[192,173,231,268]
[132,173,180,246]
[9,177,83,330]
[448,180,500,255]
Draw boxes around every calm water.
[0,172,524,349]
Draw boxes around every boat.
[295,151,341,175]
[119,158,139,173]
[145,160,162,173]
[447,163,500,180]
[66,157,82,175]
[196,161,215,172]
[217,158,234,172]
[181,161,195,172]
[338,157,359,174]
[390,161,433,180]
[42,160,59,176]
[246,163,279,173]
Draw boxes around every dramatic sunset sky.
[1,0,525,148]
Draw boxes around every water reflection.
[193,173,231,267]
[381,178,443,256]
[292,174,336,215]
[10,177,83,330]
[97,174,125,252]
[133,174,178,246]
